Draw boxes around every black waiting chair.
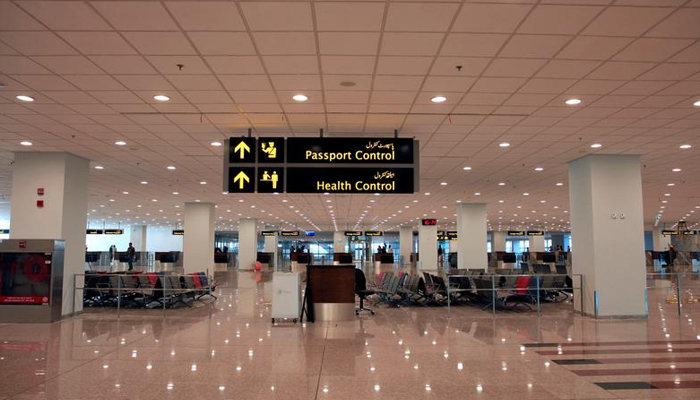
[355,268,375,315]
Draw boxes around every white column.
[456,203,488,270]
[10,152,89,316]
[530,235,545,252]
[652,227,671,251]
[399,225,413,266]
[492,231,506,252]
[419,224,437,271]
[333,231,346,253]
[238,218,257,270]
[263,228,278,268]
[183,203,215,274]
[569,154,646,317]
[130,225,147,252]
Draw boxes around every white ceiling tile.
[583,6,674,36]
[0,32,76,55]
[566,79,626,95]
[87,90,144,104]
[318,33,379,56]
[228,91,278,104]
[89,56,156,75]
[471,78,527,93]
[373,76,424,91]
[219,75,272,91]
[240,2,313,31]
[324,91,370,104]
[624,37,696,62]
[314,2,385,32]
[0,56,51,74]
[518,78,576,94]
[370,91,417,105]
[590,95,645,107]
[482,58,548,77]
[381,33,444,56]
[181,91,234,104]
[18,1,110,30]
[637,63,700,80]
[631,95,687,108]
[0,42,19,56]
[499,35,570,58]
[44,91,99,104]
[376,56,432,76]
[611,81,673,96]
[385,3,458,32]
[536,60,601,79]
[0,2,45,30]
[205,56,264,74]
[188,32,256,56]
[11,74,76,90]
[657,81,700,95]
[166,75,222,91]
[441,34,509,57]
[557,36,633,60]
[59,32,136,55]
[63,75,125,91]
[429,57,490,76]
[669,43,700,62]
[518,5,603,35]
[503,94,556,107]
[452,3,532,33]
[165,1,246,31]
[32,56,102,75]
[422,76,475,92]
[270,75,321,91]
[92,1,177,31]
[263,56,319,74]
[321,56,375,75]
[646,8,700,38]
[122,32,196,56]
[585,61,655,80]
[323,75,372,91]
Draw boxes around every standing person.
[668,244,677,272]
[388,245,394,254]
[126,242,136,271]
[109,245,116,266]
[438,245,444,267]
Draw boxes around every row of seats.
[83,272,216,309]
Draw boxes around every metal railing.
[647,272,700,315]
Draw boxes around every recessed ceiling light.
[440,182,447,186]
[115,141,127,146]
[694,100,700,107]
[20,141,33,146]
[565,98,581,105]
[534,167,543,171]
[200,181,207,185]
[424,192,431,195]
[292,94,308,102]
[590,143,602,148]
[153,95,170,102]
[94,165,104,170]
[140,181,148,185]
[474,192,481,196]
[172,191,179,195]
[499,142,510,148]
[431,96,447,103]
[523,192,529,196]
[167,166,176,170]
[664,193,671,197]
[555,182,564,186]
[462,166,472,171]
[16,95,34,102]
[672,168,682,172]
[667,183,675,186]
[211,141,222,147]
[498,182,505,186]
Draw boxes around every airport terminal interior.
[2,0,700,399]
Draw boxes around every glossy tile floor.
[1,271,700,400]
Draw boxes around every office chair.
[355,268,375,315]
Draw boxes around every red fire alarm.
[37,200,44,208]
[37,188,44,196]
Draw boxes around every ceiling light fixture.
[680,144,692,149]
[167,166,176,170]
[440,182,447,186]
[153,95,170,102]
[140,181,148,185]
[463,166,472,171]
[555,182,564,186]
[565,98,581,105]
[115,141,127,146]
[534,167,543,171]
[94,165,104,170]
[590,143,602,148]
[499,142,510,148]
[694,100,700,107]
[20,141,33,146]
[431,96,447,103]
[16,95,34,102]
[672,168,682,172]
[292,94,308,102]
[200,181,207,185]
[211,141,222,147]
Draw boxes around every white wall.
[146,226,183,252]
[86,230,131,251]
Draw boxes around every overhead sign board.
[172,230,184,236]
[257,167,283,193]
[286,167,414,194]
[228,137,255,163]
[364,231,383,236]
[0,229,9,234]
[683,230,698,235]
[261,231,277,236]
[422,219,437,226]
[662,230,678,236]
[508,231,526,236]
[527,230,545,236]
[280,231,299,237]
[344,231,362,237]
[286,138,414,164]
[257,137,284,163]
[227,167,255,193]
[437,231,458,241]
[104,229,123,235]
[86,229,103,235]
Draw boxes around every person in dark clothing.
[126,242,135,271]
[668,244,677,271]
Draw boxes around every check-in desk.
[333,252,353,265]
[256,252,274,269]
[290,252,310,272]
[305,264,355,322]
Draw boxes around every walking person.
[126,242,136,271]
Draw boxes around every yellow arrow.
[234,140,251,159]
[233,171,250,189]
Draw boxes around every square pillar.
[530,235,545,252]
[10,152,89,317]
[399,225,413,267]
[456,203,488,270]
[238,218,257,270]
[183,203,215,274]
[333,231,346,253]
[492,231,506,252]
[130,225,147,252]
[419,224,437,271]
[569,155,646,317]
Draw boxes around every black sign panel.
[364,231,383,236]
[662,230,678,236]
[228,167,255,193]
[287,138,414,164]
[86,229,103,235]
[257,167,284,193]
[280,231,299,237]
[422,219,437,226]
[0,229,9,234]
[508,230,526,236]
[345,231,362,237]
[257,137,284,163]
[683,230,698,235]
[104,229,123,235]
[261,231,277,236]
[527,230,545,236]
[447,231,458,240]
[286,167,413,194]
[172,230,184,236]
[228,137,256,163]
